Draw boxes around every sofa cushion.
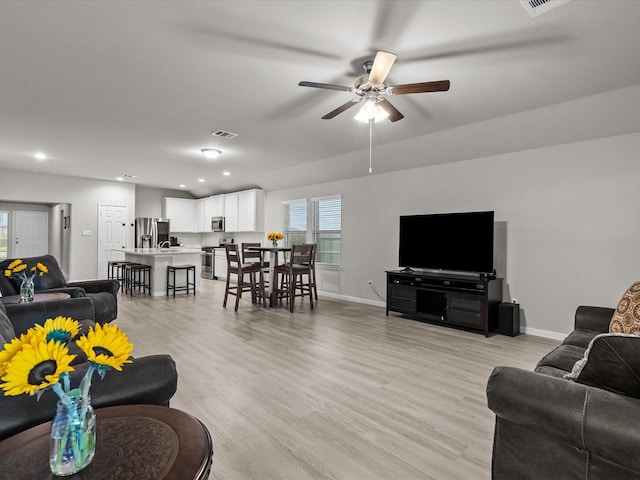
[0,304,15,345]
[610,282,640,334]
[536,344,587,374]
[565,333,640,398]
[562,329,601,349]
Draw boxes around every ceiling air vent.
[520,0,572,17]
[211,129,238,139]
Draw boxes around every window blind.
[283,200,307,246]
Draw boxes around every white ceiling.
[1,0,639,196]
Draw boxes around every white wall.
[135,185,194,218]
[264,132,640,337]
[0,169,135,281]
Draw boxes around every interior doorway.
[98,204,129,279]
[13,211,48,257]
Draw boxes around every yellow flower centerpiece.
[267,232,284,247]
[3,258,48,303]
[0,317,133,475]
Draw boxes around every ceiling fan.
[298,51,450,123]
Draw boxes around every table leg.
[267,251,279,305]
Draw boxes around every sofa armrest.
[487,366,587,448]
[4,298,96,336]
[487,365,640,473]
[86,354,178,408]
[67,280,120,297]
[38,286,87,298]
[574,305,615,332]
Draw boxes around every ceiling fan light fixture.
[201,148,221,160]
[354,99,389,124]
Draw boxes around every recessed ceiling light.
[179,184,186,188]
[116,177,124,181]
[222,171,231,176]
[198,178,205,183]
[201,149,221,160]
[34,152,47,160]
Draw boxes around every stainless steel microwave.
[211,216,225,232]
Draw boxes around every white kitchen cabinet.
[224,193,239,232]
[223,189,264,232]
[214,248,227,280]
[193,198,206,232]
[204,195,224,222]
[162,197,196,232]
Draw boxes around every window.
[283,199,307,246]
[0,212,7,259]
[283,195,341,267]
[312,196,341,266]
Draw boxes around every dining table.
[247,246,291,304]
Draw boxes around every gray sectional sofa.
[487,305,640,479]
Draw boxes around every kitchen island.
[117,248,202,296]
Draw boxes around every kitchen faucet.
[157,240,171,249]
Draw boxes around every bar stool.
[166,265,196,297]
[124,263,151,296]
[107,260,118,279]
[109,261,135,284]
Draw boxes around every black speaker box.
[499,303,520,336]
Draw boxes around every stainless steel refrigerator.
[134,218,170,248]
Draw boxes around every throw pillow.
[565,333,640,398]
[609,282,640,333]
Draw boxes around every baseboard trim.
[319,291,567,340]
[319,291,386,308]
[521,326,567,340]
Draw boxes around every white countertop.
[119,248,203,256]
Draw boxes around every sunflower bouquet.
[0,316,133,474]
[267,232,284,247]
[3,258,48,302]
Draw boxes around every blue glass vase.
[19,278,35,303]
[49,394,96,476]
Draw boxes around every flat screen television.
[399,211,494,275]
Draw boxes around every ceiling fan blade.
[321,99,361,119]
[298,81,353,92]
[378,98,404,122]
[367,51,397,87]
[388,80,450,95]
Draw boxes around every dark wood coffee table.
[0,292,71,305]
[0,404,213,479]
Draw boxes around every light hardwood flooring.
[116,279,559,480]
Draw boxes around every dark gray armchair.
[0,301,178,441]
[0,255,119,324]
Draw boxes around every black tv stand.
[386,270,502,337]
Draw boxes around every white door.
[13,211,48,257]
[98,204,129,279]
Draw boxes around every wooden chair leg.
[259,271,266,307]
[289,273,296,313]
[234,274,242,312]
[223,272,231,308]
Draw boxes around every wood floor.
[116,279,559,480]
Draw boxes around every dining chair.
[241,242,269,268]
[273,243,314,312]
[223,244,266,312]
[242,242,270,290]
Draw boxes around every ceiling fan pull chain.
[369,118,373,174]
